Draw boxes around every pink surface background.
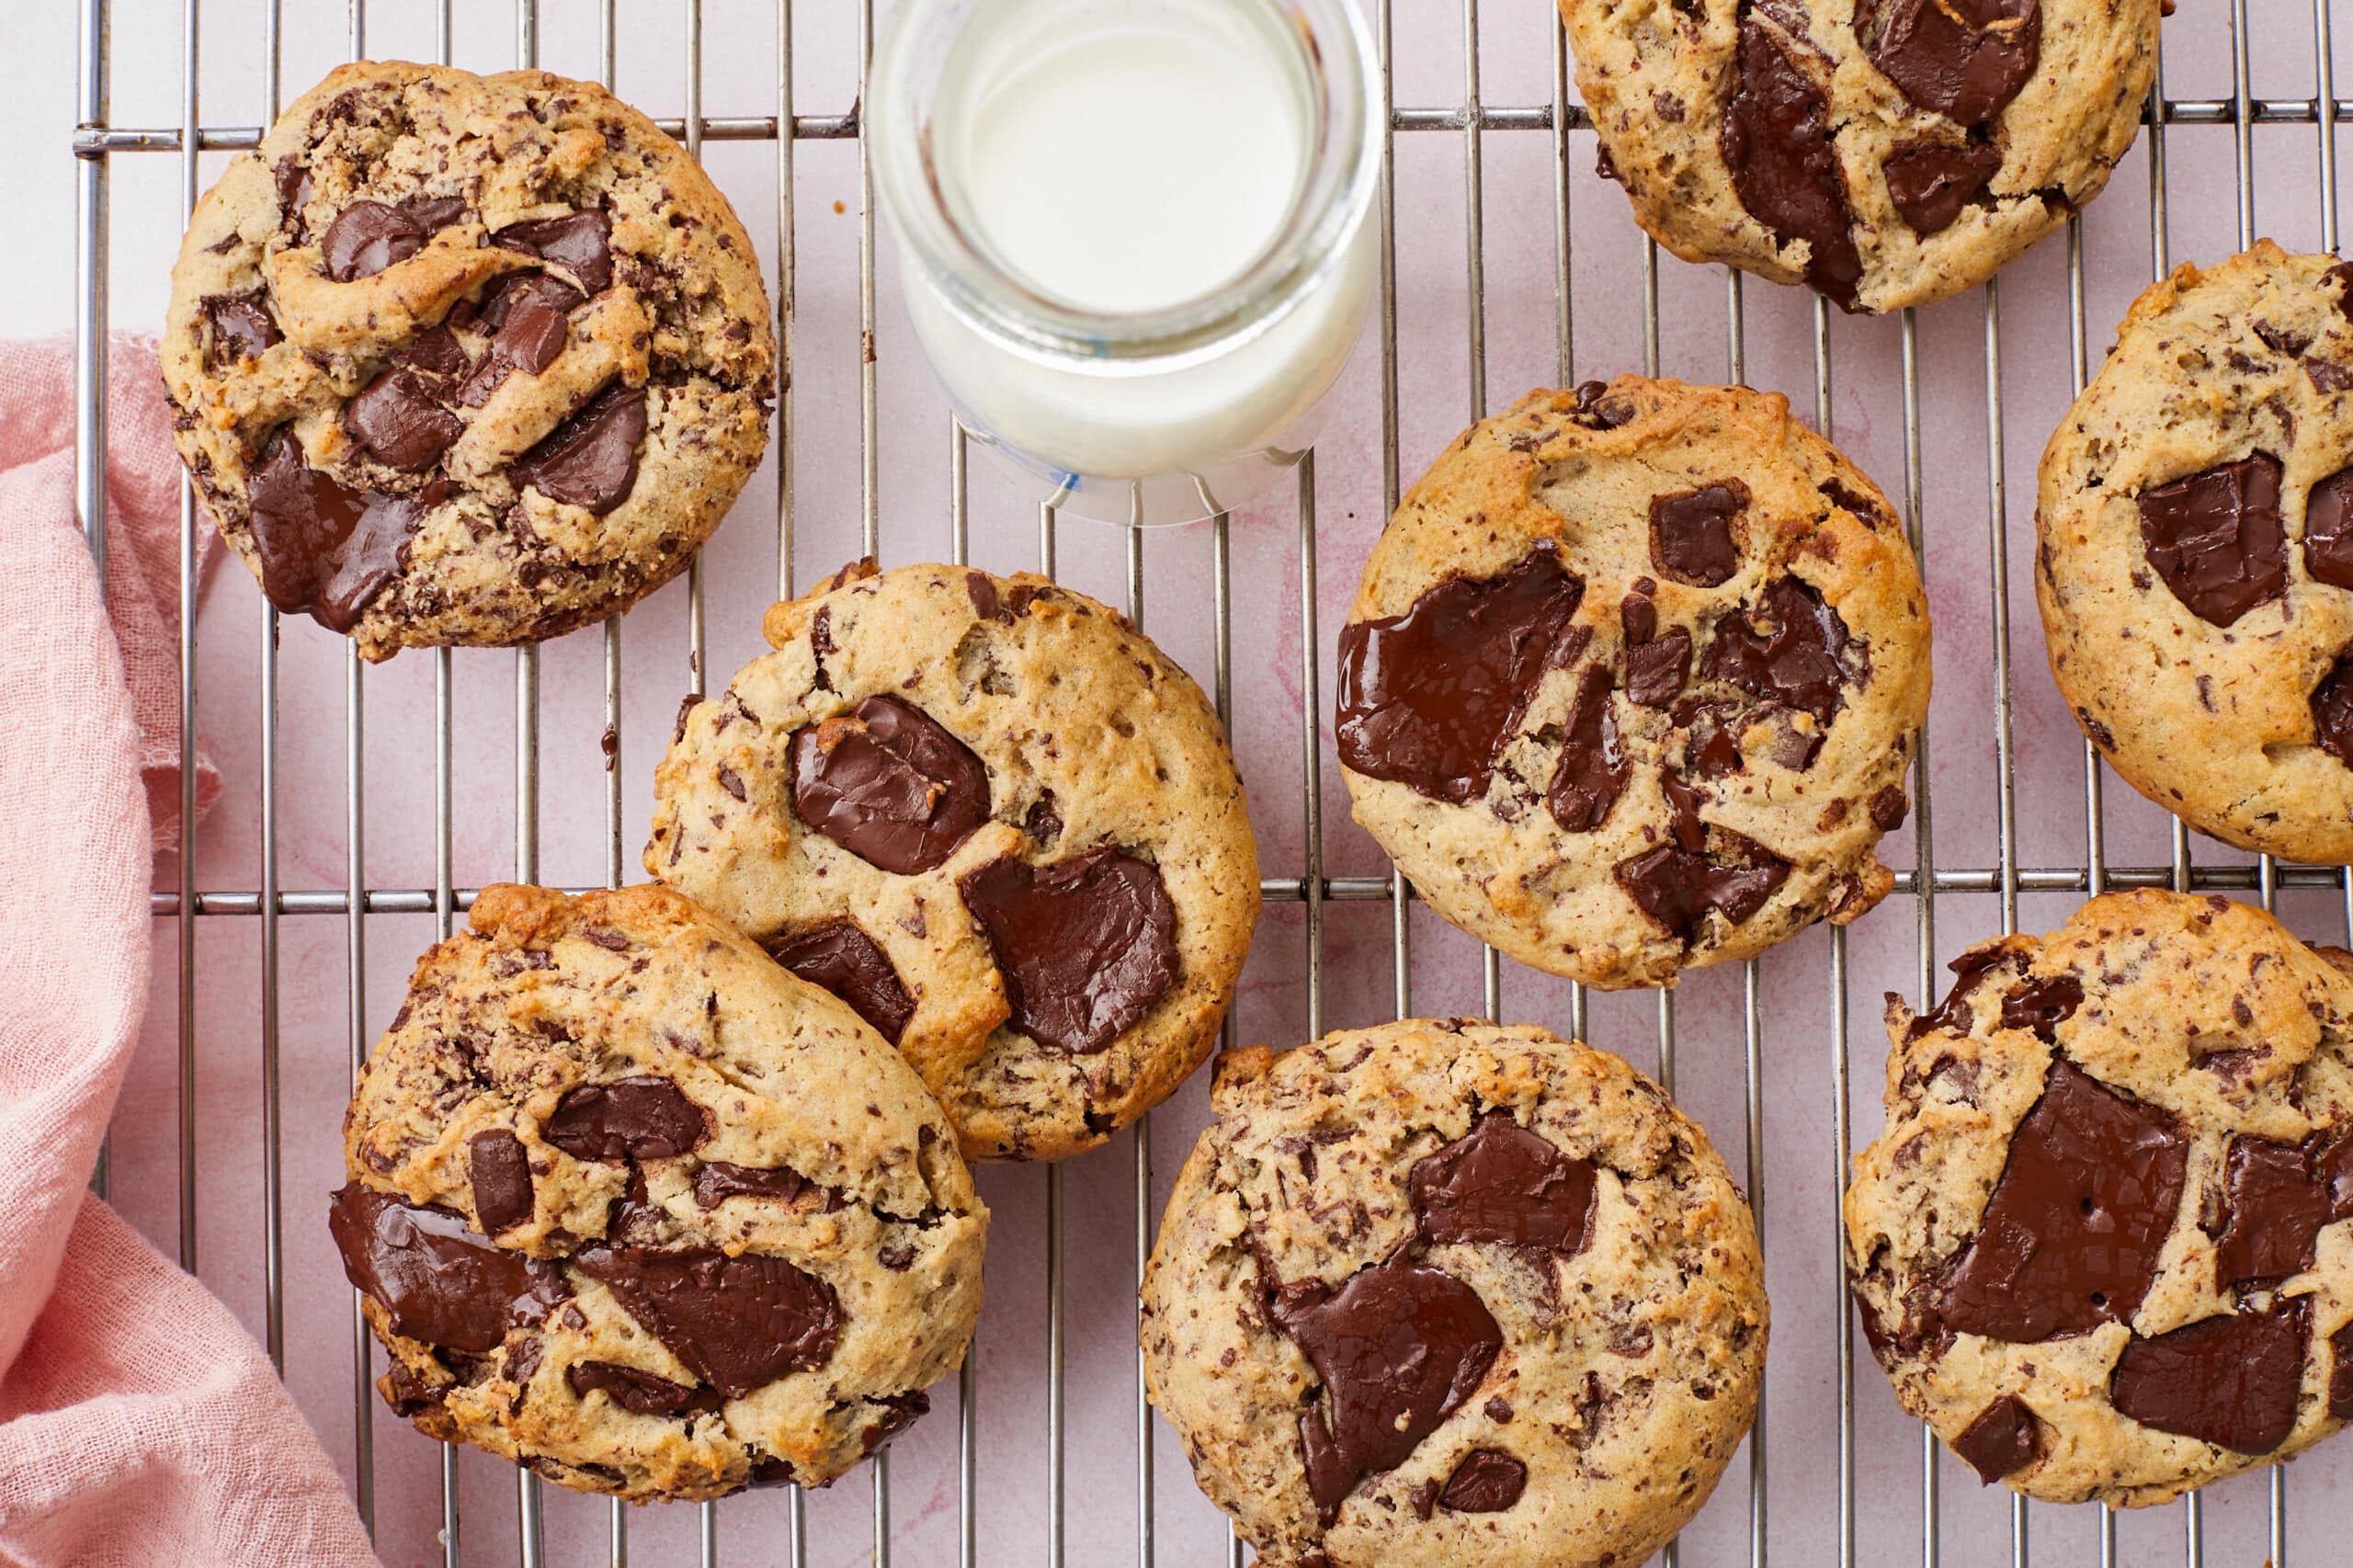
[17,0,2353,1563]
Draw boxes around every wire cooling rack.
[64,0,2353,1564]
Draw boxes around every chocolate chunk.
[244,431,424,631]
[764,922,916,1043]
[2109,1299,2309,1455]
[494,210,614,293]
[348,370,462,471]
[1661,770,1709,851]
[1616,832,1791,939]
[469,1130,535,1233]
[1437,1449,1528,1513]
[1858,0,2040,129]
[510,383,647,515]
[404,324,471,378]
[2332,1323,2353,1420]
[1265,1250,1503,1525]
[1951,1395,2041,1484]
[1025,794,1064,846]
[747,1455,798,1489]
[1938,1061,2188,1342]
[274,155,313,221]
[690,1159,816,1210]
[458,273,588,405]
[958,848,1179,1055]
[965,571,1003,621]
[860,1390,932,1454]
[1547,666,1628,833]
[2303,466,2353,588]
[2212,1132,2351,1286]
[1905,944,2007,1041]
[1673,696,1757,778]
[2136,453,2286,627]
[2313,651,2353,767]
[1722,17,1864,310]
[1335,552,1588,803]
[327,1183,567,1355]
[1699,575,1862,724]
[1626,628,1694,709]
[572,1244,840,1399]
[1883,140,2004,235]
[321,195,470,282]
[200,292,280,367]
[1409,1112,1597,1261]
[383,1359,448,1416]
[1649,482,1746,586]
[1869,784,1909,831]
[1996,975,2081,1039]
[1571,380,1638,429]
[566,1358,723,1416]
[542,1076,710,1163]
[790,695,990,875]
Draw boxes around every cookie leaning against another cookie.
[1562,0,2157,312]
[2038,242,2353,863]
[646,559,1260,1163]
[334,883,987,1502]
[163,60,775,660]
[1847,891,2353,1507]
[1142,1019,1768,1568]
[1337,378,1929,991]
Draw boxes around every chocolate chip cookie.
[646,559,1260,1163]
[1141,1018,1768,1568]
[1847,891,2353,1506]
[1561,0,2159,312]
[162,61,775,661]
[1338,378,1929,991]
[2037,243,2353,863]
[334,883,987,1501]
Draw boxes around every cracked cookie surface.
[335,883,985,1502]
[1141,1018,1767,1568]
[1338,378,1929,991]
[1560,0,2158,312]
[2038,243,2353,863]
[1847,891,2353,1507]
[163,60,775,661]
[646,559,1260,1163]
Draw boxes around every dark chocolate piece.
[790,695,990,876]
[1616,832,1791,939]
[2136,453,2287,627]
[2306,467,2353,589]
[1437,1449,1528,1512]
[1951,1395,2041,1484]
[348,369,462,471]
[1858,0,2041,129]
[1649,482,1746,586]
[2212,1132,2353,1287]
[1722,17,1864,310]
[1996,975,2082,1040]
[2331,1322,2353,1420]
[2315,651,2353,767]
[572,1244,842,1399]
[1699,575,1863,724]
[201,292,280,367]
[1547,666,1628,833]
[542,1076,710,1163]
[690,1159,816,1210]
[321,195,469,282]
[458,272,587,405]
[764,921,916,1043]
[244,431,424,631]
[1883,139,2005,235]
[958,848,1179,1055]
[1409,1112,1598,1261]
[469,1130,535,1233]
[2109,1298,2309,1455]
[327,1183,566,1355]
[493,210,615,293]
[566,1359,723,1416]
[1626,628,1694,709]
[509,383,647,516]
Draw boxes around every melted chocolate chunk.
[965,571,1001,621]
[494,210,615,293]
[1335,552,1588,803]
[1661,770,1709,851]
[1997,975,2082,1040]
[469,1130,535,1233]
[1938,1061,2188,1343]
[2109,1299,2309,1455]
[1672,697,1755,778]
[1858,0,2040,129]
[1952,1395,2041,1484]
[244,432,424,631]
[1616,832,1791,939]
[572,1244,841,1399]
[542,1076,710,1163]
[458,272,587,405]
[1869,784,1910,831]
[1547,666,1629,833]
[327,1183,567,1354]
[1699,575,1863,724]
[567,1359,723,1416]
[1883,139,2005,235]
[958,848,1178,1054]
[1906,949,2006,1040]
[201,292,280,367]
[348,369,462,471]
[2213,1132,2353,1286]
[1437,1449,1527,1513]
[2332,1323,2353,1420]
[1409,1112,1598,1259]
[404,324,470,378]
[764,922,916,1043]
[2137,453,2287,627]
[790,695,990,876]
[1650,483,1747,586]
[509,384,647,515]
[1722,17,1864,310]
[690,1160,815,1210]
[861,1390,932,1454]
[275,155,313,222]
[1266,1250,1503,1525]
[2303,466,2353,588]
[1627,628,1694,709]
[2313,651,2353,767]
[321,195,469,282]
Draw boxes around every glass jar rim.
[870,0,1385,369]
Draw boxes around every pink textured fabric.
[0,337,377,1565]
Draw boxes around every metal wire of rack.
[63,0,2353,1564]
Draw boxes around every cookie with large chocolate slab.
[1847,891,2353,1506]
[335,883,986,1501]
[1337,378,1929,990]
[163,60,773,660]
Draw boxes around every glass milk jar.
[870,0,1383,527]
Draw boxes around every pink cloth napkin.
[0,337,379,1566]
